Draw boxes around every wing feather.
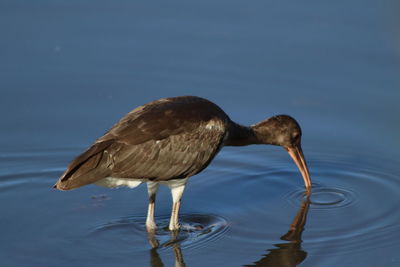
[54,139,114,190]
[108,120,227,180]
[55,96,230,190]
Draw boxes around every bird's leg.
[168,178,188,231]
[146,197,156,230]
[169,201,181,231]
[146,181,159,232]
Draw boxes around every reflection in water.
[148,230,186,267]
[147,199,309,267]
[245,199,310,267]
[150,248,164,267]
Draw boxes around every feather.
[54,96,230,190]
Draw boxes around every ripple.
[0,148,76,190]
[206,148,400,257]
[89,213,229,251]
[3,146,400,259]
[277,150,400,255]
[285,185,356,209]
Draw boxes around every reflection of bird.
[245,199,310,267]
[54,96,311,231]
[147,199,310,267]
[148,230,186,267]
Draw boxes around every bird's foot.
[146,221,157,232]
[168,223,181,231]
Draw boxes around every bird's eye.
[292,132,300,139]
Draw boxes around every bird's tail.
[54,140,114,190]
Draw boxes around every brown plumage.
[54,96,311,232]
[55,96,229,190]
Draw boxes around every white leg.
[146,181,159,232]
[169,201,181,231]
[167,178,188,231]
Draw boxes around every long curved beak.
[286,145,312,194]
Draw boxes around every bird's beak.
[285,145,312,194]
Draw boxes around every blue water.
[1,1,399,266]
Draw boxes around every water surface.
[1,0,399,266]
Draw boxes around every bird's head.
[253,115,312,193]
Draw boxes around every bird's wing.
[108,118,227,180]
[55,139,114,189]
[100,98,228,179]
[55,96,229,189]
[97,96,219,145]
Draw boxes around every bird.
[54,96,311,231]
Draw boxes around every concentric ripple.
[89,213,229,251]
[238,149,400,256]
[197,148,400,259]
[285,185,356,209]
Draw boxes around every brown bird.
[54,96,311,231]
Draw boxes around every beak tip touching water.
[286,145,312,194]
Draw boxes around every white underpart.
[147,180,159,196]
[95,177,188,191]
[94,177,144,188]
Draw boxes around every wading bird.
[54,96,311,231]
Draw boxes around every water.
[1,0,399,266]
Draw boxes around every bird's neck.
[224,122,263,146]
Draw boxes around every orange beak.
[286,145,312,194]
